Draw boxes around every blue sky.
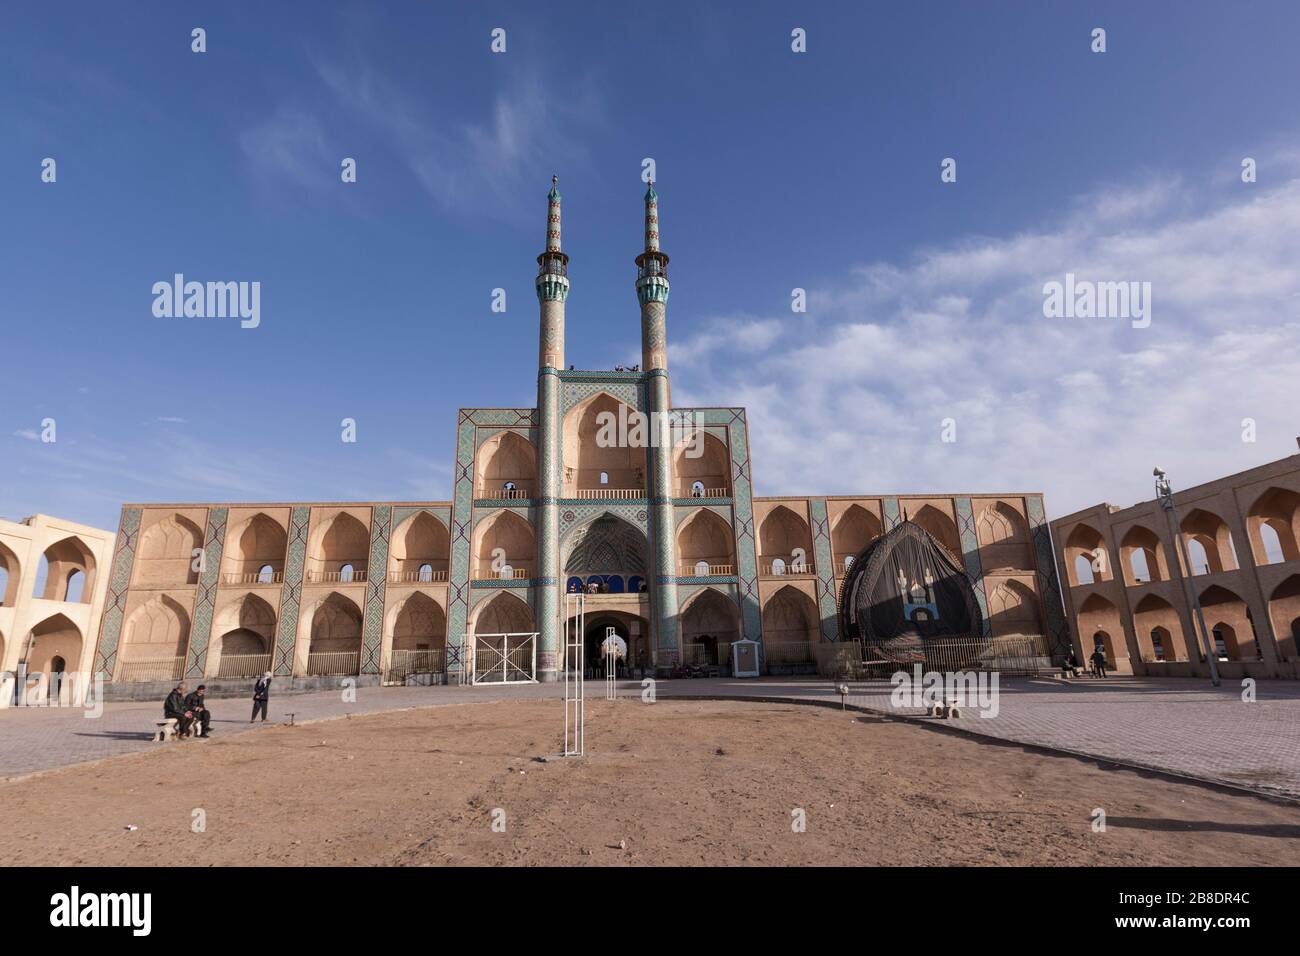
[3,0,1300,530]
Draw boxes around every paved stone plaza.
[1,677,1297,799]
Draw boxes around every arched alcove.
[135,513,204,586]
[223,513,288,584]
[473,511,536,579]
[673,431,731,498]
[676,510,735,576]
[389,511,450,582]
[680,588,741,666]
[476,431,537,499]
[307,512,370,584]
[831,505,882,577]
[562,393,646,497]
[758,506,814,576]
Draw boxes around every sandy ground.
[1,699,1297,866]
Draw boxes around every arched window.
[65,570,85,604]
[1129,550,1151,583]
[1150,628,1166,661]
[1260,523,1285,565]
[691,481,705,498]
[843,555,854,573]
[694,560,710,576]
[419,563,434,583]
[1186,538,1211,576]
[340,563,355,583]
[599,471,609,485]
[504,481,516,491]
[1212,627,1229,660]
[0,566,7,606]
[1073,554,1095,585]
[498,562,515,580]
[771,557,787,576]
[258,564,274,583]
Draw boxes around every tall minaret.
[535,176,567,681]
[637,182,680,670]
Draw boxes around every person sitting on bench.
[1062,649,1080,678]
[183,684,212,738]
[164,683,193,738]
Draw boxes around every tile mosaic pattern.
[360,505,392,674]
[954,497,993,638]
[272,506,311,676]
[1027,495,1071,657]
[92,507,142,677]
[807,499,841,641]
[184,507,227,678]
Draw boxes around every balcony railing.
[681,641,733,668]
[761,561,815,577]
[305,651,361,677]
[306,568,368,584]
[575,488,645,500]
[679,561,735,577]
[386,648,446,683]
[682,486,730,499]
[115,656,185,683]
[215,653,273,679]
[472,567,532,580]
[222,571,284,585]
[388,569,449,584]
[764,641,815,665]
[479,487,531,500]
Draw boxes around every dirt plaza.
[1,688,1299,867]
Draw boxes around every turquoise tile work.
[184,507,227,678]
[92,506,142,677]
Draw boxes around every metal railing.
[679,561,735,576]
[385,648,445,683]
[115,656,185,683]
[214,653,273,679]
[222,571,284,585]
[575,488,645,500]
[305,651,361,676]
[764,641,815,665]
[866,634,1051,676]
[306,568,368,584]
[388,569,449,583]
[761,561,815,577]
[681,641,734,668]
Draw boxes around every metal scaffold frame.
[462,632,539,685]
[564,592,585,756]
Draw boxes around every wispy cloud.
[673,171,1300,515]
[239,107,334,189]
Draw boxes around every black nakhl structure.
[837,519,985,665]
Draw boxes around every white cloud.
[12,429,39,441]
[239,107,334,189]
[672,174,1300,516]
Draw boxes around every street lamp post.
[1154,467,1220,687]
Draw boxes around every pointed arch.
[308,591,363,659]
[1132,593,1186,661]
[831,504,882,576]
[563,512,648,576]
[1075,591,1125,664]
[758,506,814,574]
[122,594,191,660]
[472,591,535,634]
[307,512,370,583]
[135,513,204,586]
[762,585,819,645]
[473,510,535,579]
[910,504,961,558]
[34,536,96,602]
[1199,584,1258,661]
[0,539,19,607]
[1063,523,1111,586]
[562,392,645,496]
[214,592,277,657]
[223,512,288,582]
[673,430,731,497]
[985,579,1043,638]
[391,591,447,652]
[1267,574,1300,660]
[680,587,741,664]
[1178,507,1238,575]
[676,509,735,575]
[1120,525,1169,585]
[476,431,538,497]
[1246,486,1300,565]
[26,612,83,674]
[389,510,450,582]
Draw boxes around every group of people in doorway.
[162,671,274,737]
[1061,646,1109,679]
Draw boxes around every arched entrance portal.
[562,610,650,677]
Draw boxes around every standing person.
[251,671,271,723]
[164,683,193,738]
[1090,646,1108,679]
[184,685,212,738]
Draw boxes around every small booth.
[731,638,760,678]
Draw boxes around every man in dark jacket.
[251,672,271,723]
[1062,649,1080,678]
[1090,647,1109,679]
[183,685,211,738]
[164,683,193,737]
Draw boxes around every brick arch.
[561,391,645,496]
[676,509,735,574]
[122,594,191,661]
[476,430,537,497]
